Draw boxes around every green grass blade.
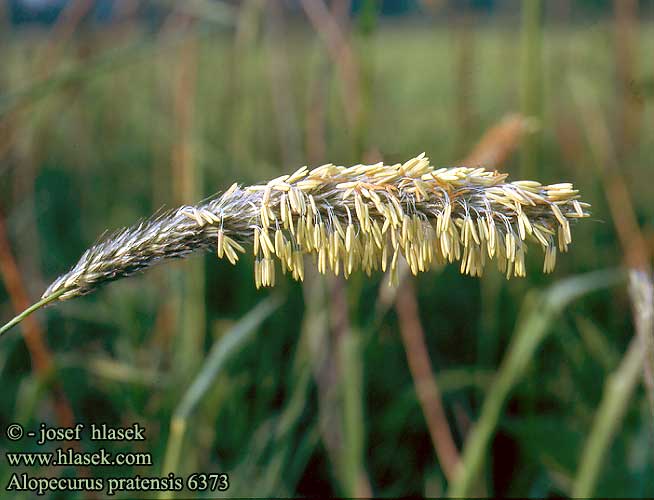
[572,336,644,497]
[572,270,653,497]
[159,294,282,488]
[448,269,625,497]
[341,329,366,497]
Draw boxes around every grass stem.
[159,295,281,488]
[0,289,64,337]
[572,334,645,496]
[396,276,461,483]
[520,0,542,178]
[448,269,623,497]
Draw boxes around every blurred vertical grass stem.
[573,270,653,496]
[340,330,367,496]
[171,28,205,383]
[569,74,654,413]
[159,296,281,497]
[520,0,542,178]
[448,269,624,497]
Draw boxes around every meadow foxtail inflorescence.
[40,153,589,303]
[0,153,592,335]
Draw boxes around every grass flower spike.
[44,153,589,298]
[1,153,589,335]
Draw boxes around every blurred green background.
[1,0,653,498]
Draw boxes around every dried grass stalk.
[40,153,589,305]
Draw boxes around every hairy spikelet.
[42,154,590,301]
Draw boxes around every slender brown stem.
[171,15,206,384]
[265,1,302,167]
[0,215,55,369]
[395,276,461,482]
[299,0,361,130]
[571,81,654,413]
[613,0,641,157]
[0,213,76,432]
